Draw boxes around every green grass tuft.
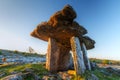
[0,63,48,79]
[0,50,2,55]
[0,64,120,80]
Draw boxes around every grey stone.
[10,71,19,74]
[90,62,97,70]
[82,43,91,70]
[106,67,120,76]
[99,69,111,76]
[42,75,60,80]
[68,53,74,70]
[91,74,99,80]
[0,73,5,77]
[46,38,71,72]
[1,73,23,80]
[58,72,73,80]
[87,74,99,80]
[24,68,34,72]
[70,37,86,75]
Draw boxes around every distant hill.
[0,49,45,57]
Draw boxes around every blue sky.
[0,0,120,60]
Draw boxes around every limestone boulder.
[48,4,76,27]
[1,73,23,80]
[31,21,87,48]
[81,36,95,50]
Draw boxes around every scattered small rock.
[1,73,23,80]
[0,73,5,77]
[42,74,60,80]
[91,74,99,80]
[23,68,34,72]
[90,62,98,70]
[86,74,99,80]
[106,67,120,76]
[99,69,111,76]
[58,71,74,80]
[10,71,19,74]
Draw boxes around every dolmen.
[31,4,95,75]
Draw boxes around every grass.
[0,63,120,80]
[0,50,2,55]
[92,68,120,80]
[0,63,48,79]
[70,67,120,80]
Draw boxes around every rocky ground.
[0,49,120,80]
[98,64,120,69]
[0,49,46,64]
[0,62,120,80]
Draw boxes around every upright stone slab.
[57,46,71,71]
[70,37,86,75]
[46,38,59,72]
[81,43,91,70]
[46,38,71,72]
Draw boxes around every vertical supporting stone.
[46,38,59,72]
[70,37,86,75]
[46,38,71,72]
[57,46,71,71]
[81,43,91,70]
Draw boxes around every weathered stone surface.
[0,73,5,77]
[42,74,61,80]
[2,72,40,80]
[90,62,98,70]
[58,71,74,80]
[99,69,111,76]
[46,38,59,72]
[57,47,71,71]
[70,37,86,75]
[106,67,120,76]
[42,71,74,80]
[68,53,74,70]
[1,73,23,80]
[31,21,87,48]
[86,74,99,80]
[30,5,88,49]
[10,71,19,75]
[48,4,76,27]
[31,4,95,73]
[81,36,95,50]
[81,43,91,70]
[46,38,71,72]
